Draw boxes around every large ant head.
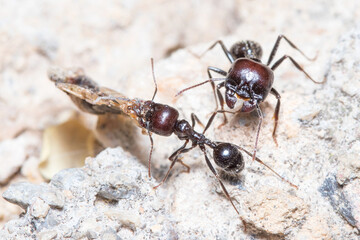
[213,143,244,173]
[225,58,274,111]
[145,102,179,136]
[230,40,263,61]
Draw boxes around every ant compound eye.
[146,103,179,136]
[213,143,244,173]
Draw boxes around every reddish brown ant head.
[225,59,274,111]
[145,103,179,136]
[213,143,244,173]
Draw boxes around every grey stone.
[2,182,64,209]
[43,212,60,228]
[319,175,358,229]
[38,230,58,240]
[30,197,50,219]
[343,179,360,230]
[50,168,89,192]
[0,148,175,239]
[97,184,138,201]
[100,229,121,240]
[86,230,98,239]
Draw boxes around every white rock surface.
[1,148,176,239]
[1,0,360,239]
[2,182,64,210]
[29,198,50,219]
[0,132,41,184]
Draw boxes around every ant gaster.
[177,35,325,161]
[49,59,297,229]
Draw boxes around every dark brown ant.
[177,35,325,161]
[49,59,297,229]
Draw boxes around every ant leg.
[203,111,218,134]
[150,58,158,101]
[203,109,237,134]
[235,145,298,189]
[270,88,281,147]
[252,104,263,162]
[153,140,195,189]
[208,66,227,76]
[271,55,325,84]
[266,35,317,66]
[208,67,228,126]
[191,113,204,128]
[199,145,246,230]
[208,67,226,112]
[216,81,227,127]
[198,40,235,63]
[177,159,191,174]
[147,131,154,178]
[173,144,196,173]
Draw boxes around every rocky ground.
[0,0,359,239]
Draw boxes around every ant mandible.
[177,35,325,161]
[49,59,297,229]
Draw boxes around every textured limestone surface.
[1,27,360,239]
[1,148,178,239]
[1,0,360,239]
[0,0,243,226]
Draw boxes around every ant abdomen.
[230,40,263,61]
[213,143,244,173]
[145,103,179,136]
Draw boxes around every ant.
[177,35,326,161]
[49,59,297,229]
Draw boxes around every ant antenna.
[175,78,226,97]
[235,145,298,189]
[252,104,263,162]
[150,58,158,101]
